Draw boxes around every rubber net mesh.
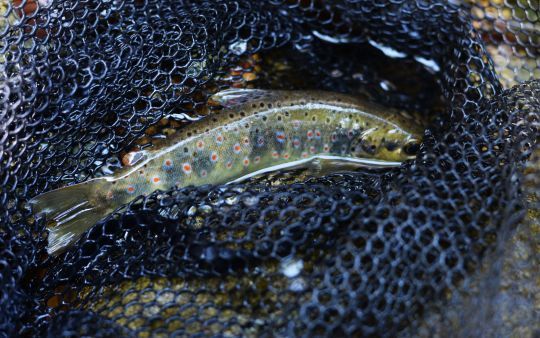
[0,0,539,337]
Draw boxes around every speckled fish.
[30,89,423,255]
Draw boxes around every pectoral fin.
[228,155,401,184]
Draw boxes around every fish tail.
[29,180,109,256]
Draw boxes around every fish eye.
[403,140,420,156]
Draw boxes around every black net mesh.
[1,0,539,337]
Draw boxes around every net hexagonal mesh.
[0,0,538,337]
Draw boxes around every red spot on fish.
[127,186,135,194]
[331,133,337,142]
[226,161,233,169]
[153,177,161,183]
[243,157,250,167]
[163,159,173,170]
[315,130,321,139]
[307,130,314,140]
[200,170,207,177]
[272,151,279,159]
[293,138,301,149]
[243,137,250,145]
[282,153,290,159]
[309,146,316,154]
[275,131,286,143]
[254,156,261,163]
[182,163,192,174]
[210,152,219,163]
[323,144,330,152]
[233,143,242,154]
[197,140,205,150]
[216,134,224,144]
[301,152,308,158]
[106,191,114,199]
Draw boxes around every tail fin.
[29,180,109,256]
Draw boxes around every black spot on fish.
[386,141,399,151]
[361,140,377,155]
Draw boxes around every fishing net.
[1,0,539,336]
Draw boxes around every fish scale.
[29,89,423,255]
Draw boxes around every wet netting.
[1,0,539,337]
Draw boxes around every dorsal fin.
[209,88,278,109]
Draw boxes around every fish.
[29,89,424,255]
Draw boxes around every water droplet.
[289,278,307,292]
[330,69,343,78]
[186,60,206,77]
[243,196,259,207]
[187,206,197,216]
[379,80,396,92]
[229,40,248,55]
[281,258,303,278]
[198,205,212,214]
[225,196,239,205]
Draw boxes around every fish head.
[350,126,422,162]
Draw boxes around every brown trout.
[30,89,423,255]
